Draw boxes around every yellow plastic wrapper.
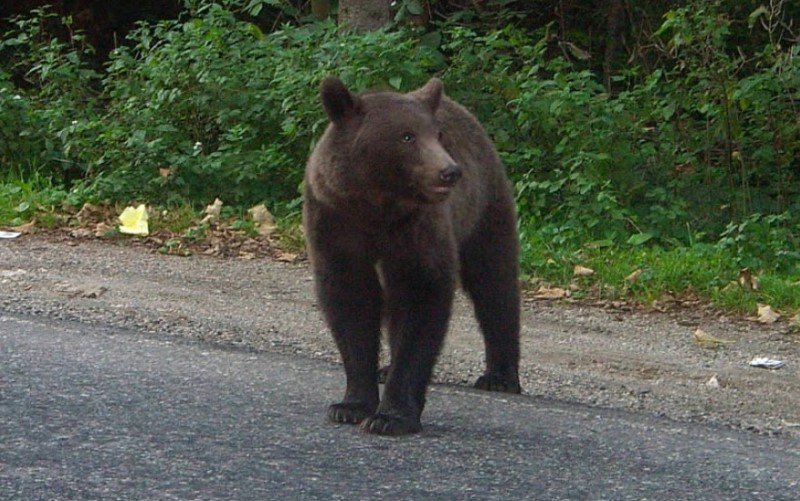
[118,204,149,236]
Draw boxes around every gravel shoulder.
[2,236,798,437]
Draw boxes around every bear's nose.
[439,165,462,186]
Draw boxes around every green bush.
[717,212,800,274]
[85,7,441,208]
[2,5,442,209]
[0,9,102,183]
[1,1,797,287]
[436,6,798,265]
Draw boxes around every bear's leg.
[314,254,382,425]
[460,200,522,394]
[361,264,455,435]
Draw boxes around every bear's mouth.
[412,184,452,204]
[426,184,455,202]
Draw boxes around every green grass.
[0,173,70,228]
[274,211,305,253]
[521,239,800,316]
[148,205,203,235]
[2,174,798,318]
[713,275,800,314]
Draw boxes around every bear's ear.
[320,76,361,125]
[411,77,443,114]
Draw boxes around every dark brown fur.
[303,76,521,436]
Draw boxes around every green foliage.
[434,3,798,283]
[1,1,799,314]
[654,1,800,223]
[2,6,441,209]
[0,173,71,227]
[0,9,102,183]
[717,212,800,274]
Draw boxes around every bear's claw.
[328,402,373,425]
[360,413,422,436]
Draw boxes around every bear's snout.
[438,165,462,187]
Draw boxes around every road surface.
[1,237,798,439]
[2,313,799,499]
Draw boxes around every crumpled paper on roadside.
[748,357,785,370]
[118,204,149,236]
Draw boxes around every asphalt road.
[2,313,799,500]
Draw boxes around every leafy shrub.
[1,1,798,284]
[83,7,441,208]
[717,212,800,274]
[0,9,102,183]
[653,0,800,224]
[438,3,799,255]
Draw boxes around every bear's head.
[319,76,462,206]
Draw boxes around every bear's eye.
[401,132,415,143]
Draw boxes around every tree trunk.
[338,0,391,32]
[310,0,330,20]
[603,0,626,92]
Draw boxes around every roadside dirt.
[2,235,798,437]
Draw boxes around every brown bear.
[303,76,521,436]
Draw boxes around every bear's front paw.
[360,412,422,436]
[474,371,522,394]
[328,402,374,425]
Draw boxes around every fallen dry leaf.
[757,304,780,324]
[159,167,172,178]
[11,219,36,234]
[738,268,760,291]
[625,269,642,283]
[248,204,277,237]
[94,222,112,237]
[202,245,220,256]
[573,265,594,277]
[63,283,108,299]
[75,202,102,225]
[201,198,223,224]
[275,251,299,263]
[673,162,694,176]
[70,228,94,239]
[693,329,735,349]
[81,285,108,299]
[532,286,569,300]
